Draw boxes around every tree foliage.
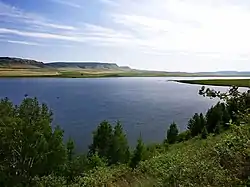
[201,126,208,139]
[187,103,231,137]
[177,130,191,142]
[187,113,205,137]
[88,121,113,159]
[88,121,130,165]
[66,138,75,162]
[87,152,107,169]
[65,138,76,183]
[199,86,250,124]
[166,122,179,144]
[108,122,130,165]
[130,136,147,169]
[0,97,66,186]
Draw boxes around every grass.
[1,68,250,78]
[177,79,250,87]
[0,68,59,77]
[0,68,189,78]
[0,68,172,78]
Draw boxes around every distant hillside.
[0,57,44,68]
[45,62,121,70]
[196,71,250,76]
[0,57,130,70]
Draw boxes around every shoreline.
[175,79,250,88]
[0,74,250,78]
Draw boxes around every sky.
[0,0,250,72]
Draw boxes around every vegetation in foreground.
[177,79,250,87]
[0,86,249,186]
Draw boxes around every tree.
[200,113,206,130]
[130,136,147,169]
[199,86,250,124]
[214,122,223,135]
[65,138,75,183]
[201,127,208,139]
[206,103,223,133]
[87,152,106,169]
[0,98,66,186]
[187,113,205,137]
[64,154,90,183]
[46,125,66,174]
[88,121,113,159]
[221,103,231,129]
[177,130,191,142]
[109,122,130,165]
[66,138,75,162]
[166,122,179,144]
[188,113,199,137]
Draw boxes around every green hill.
[79,125,250,186]
[32,124,250,187]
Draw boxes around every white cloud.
[0,25,138,46]
[0,39,43,46]
[49,0,82,8]
[83,23,134,41]
[3,0,250,54]
[0,1,77,30]
[0,1,136,46]
[27,21,77,31]
[0,28,80,41]
[99,0,118,6]
[76,0,250,71]
[100,0,250,56]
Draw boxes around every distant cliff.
[0,57,130,70]
[0,57,44,68]
[46,62,121,70]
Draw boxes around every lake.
[0,77,233,152]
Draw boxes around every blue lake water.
[0,77,234,152]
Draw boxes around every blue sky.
[0,0,250,72]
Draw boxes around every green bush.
[32,175,67,187]
[177,130,191,142]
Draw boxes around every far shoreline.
[0,73,250,79]
[175,79,250,88]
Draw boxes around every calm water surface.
[0,77,235,152]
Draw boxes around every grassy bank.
[177,79,250,87]
[0,68,180,78]
[35,124,250,186]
